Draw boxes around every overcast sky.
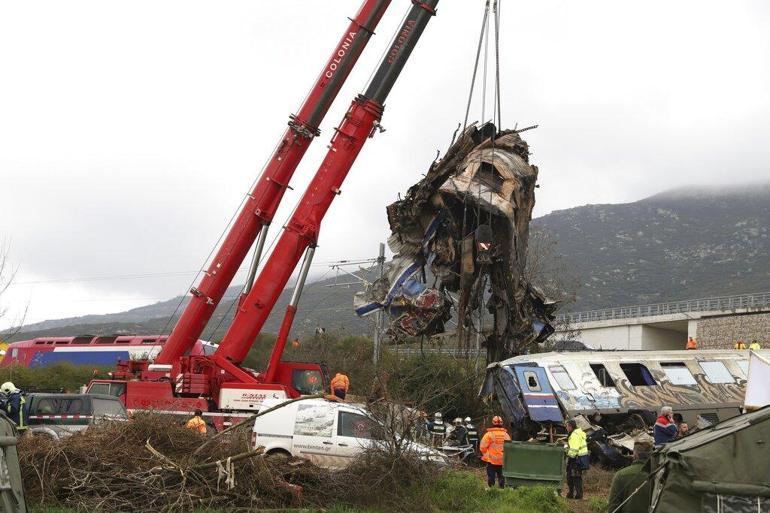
[2,0,770,328]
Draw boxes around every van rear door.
[291,402,336,466]
[513,365,563,423]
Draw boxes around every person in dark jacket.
[608,441,653,513]
[653,406,678,445]
[0,382,26,432]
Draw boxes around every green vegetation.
[28,471,568,513]
[0,362,110,393]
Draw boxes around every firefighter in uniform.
[427,412,446,446]
[479,415,511,488]
[465,417,479,453]
[0,382,26,433]
[565,419,589,499]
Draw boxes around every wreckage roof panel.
[488,349,770,369]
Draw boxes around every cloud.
[1,0,769,325]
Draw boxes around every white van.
[251,398,444,468]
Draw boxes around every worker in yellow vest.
[565,419,589,499]
[749,340,762,350]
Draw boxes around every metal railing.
[557,291,770,324]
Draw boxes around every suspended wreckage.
[354,122,557,362]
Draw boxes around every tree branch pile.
[17,414,337,512]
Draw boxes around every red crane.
[88,0,441,428]
[155,0,393,366]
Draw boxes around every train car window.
[699,361,734,384]
[660,362,697,385]
[590,364,616,387]
[620,363,657,386]
[523,371,541,391]
[549,366,576,390]
[736,360,749,377]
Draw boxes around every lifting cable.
[456,0,505,349]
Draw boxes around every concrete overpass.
[555,292,770,350]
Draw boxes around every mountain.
[13,183,770,339]
[14,272,371,341]
[534,183,770,311]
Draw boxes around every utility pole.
[373,242,386,365]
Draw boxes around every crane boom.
[156,0,393,365]
[214,0,440,366]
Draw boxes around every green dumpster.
[502,440,565,489]
[0,414,27,513]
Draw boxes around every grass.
[27,467,623,513]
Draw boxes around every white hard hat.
[0,382,16,394]
[453,417,463,425]
[464,417,472,423]
[434,412,442,419]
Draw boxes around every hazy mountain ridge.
[534,182,770,310]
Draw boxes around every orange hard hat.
[492,415,504,426]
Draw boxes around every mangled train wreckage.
[354,123,556,362]
[481,349,767,441]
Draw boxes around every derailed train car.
[481,350,768,438]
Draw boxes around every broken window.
[590,364,617,387]
[699,361,734,384]
[549,366,576,390]
[660,362,697,386]
[474,162,505,194]
[619,363,657,386]
[523,371,541,391]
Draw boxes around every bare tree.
[0,241,26,341]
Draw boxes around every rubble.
[355,122,557,361]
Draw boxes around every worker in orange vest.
[479,415,511,489]
[185,409,207,435]
[686,337,697,350]
[735,340,747,350]
[291,338,300,349]
[330,372,350,400]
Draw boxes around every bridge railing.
[557,291,770,324]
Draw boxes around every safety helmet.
[0,382,16,395]
[464,417,472,423]
[453,417,463,425]
[492,415,504,426]
[434,412,442,420]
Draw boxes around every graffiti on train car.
[483,350,756,433]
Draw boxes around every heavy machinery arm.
[156,0,393,365]
[213,0,441,367]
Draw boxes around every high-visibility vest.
[686,338,697,350]
[735,341,747,349]
[749,342,761,350]
[566,428,589,458]
[330,373,350,392]
[480,427,511,465]
[466,425,479,441]
[429,421,445,435]
[186,416,207,435]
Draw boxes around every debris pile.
[17,414,336,512]
[355,123,557,361]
